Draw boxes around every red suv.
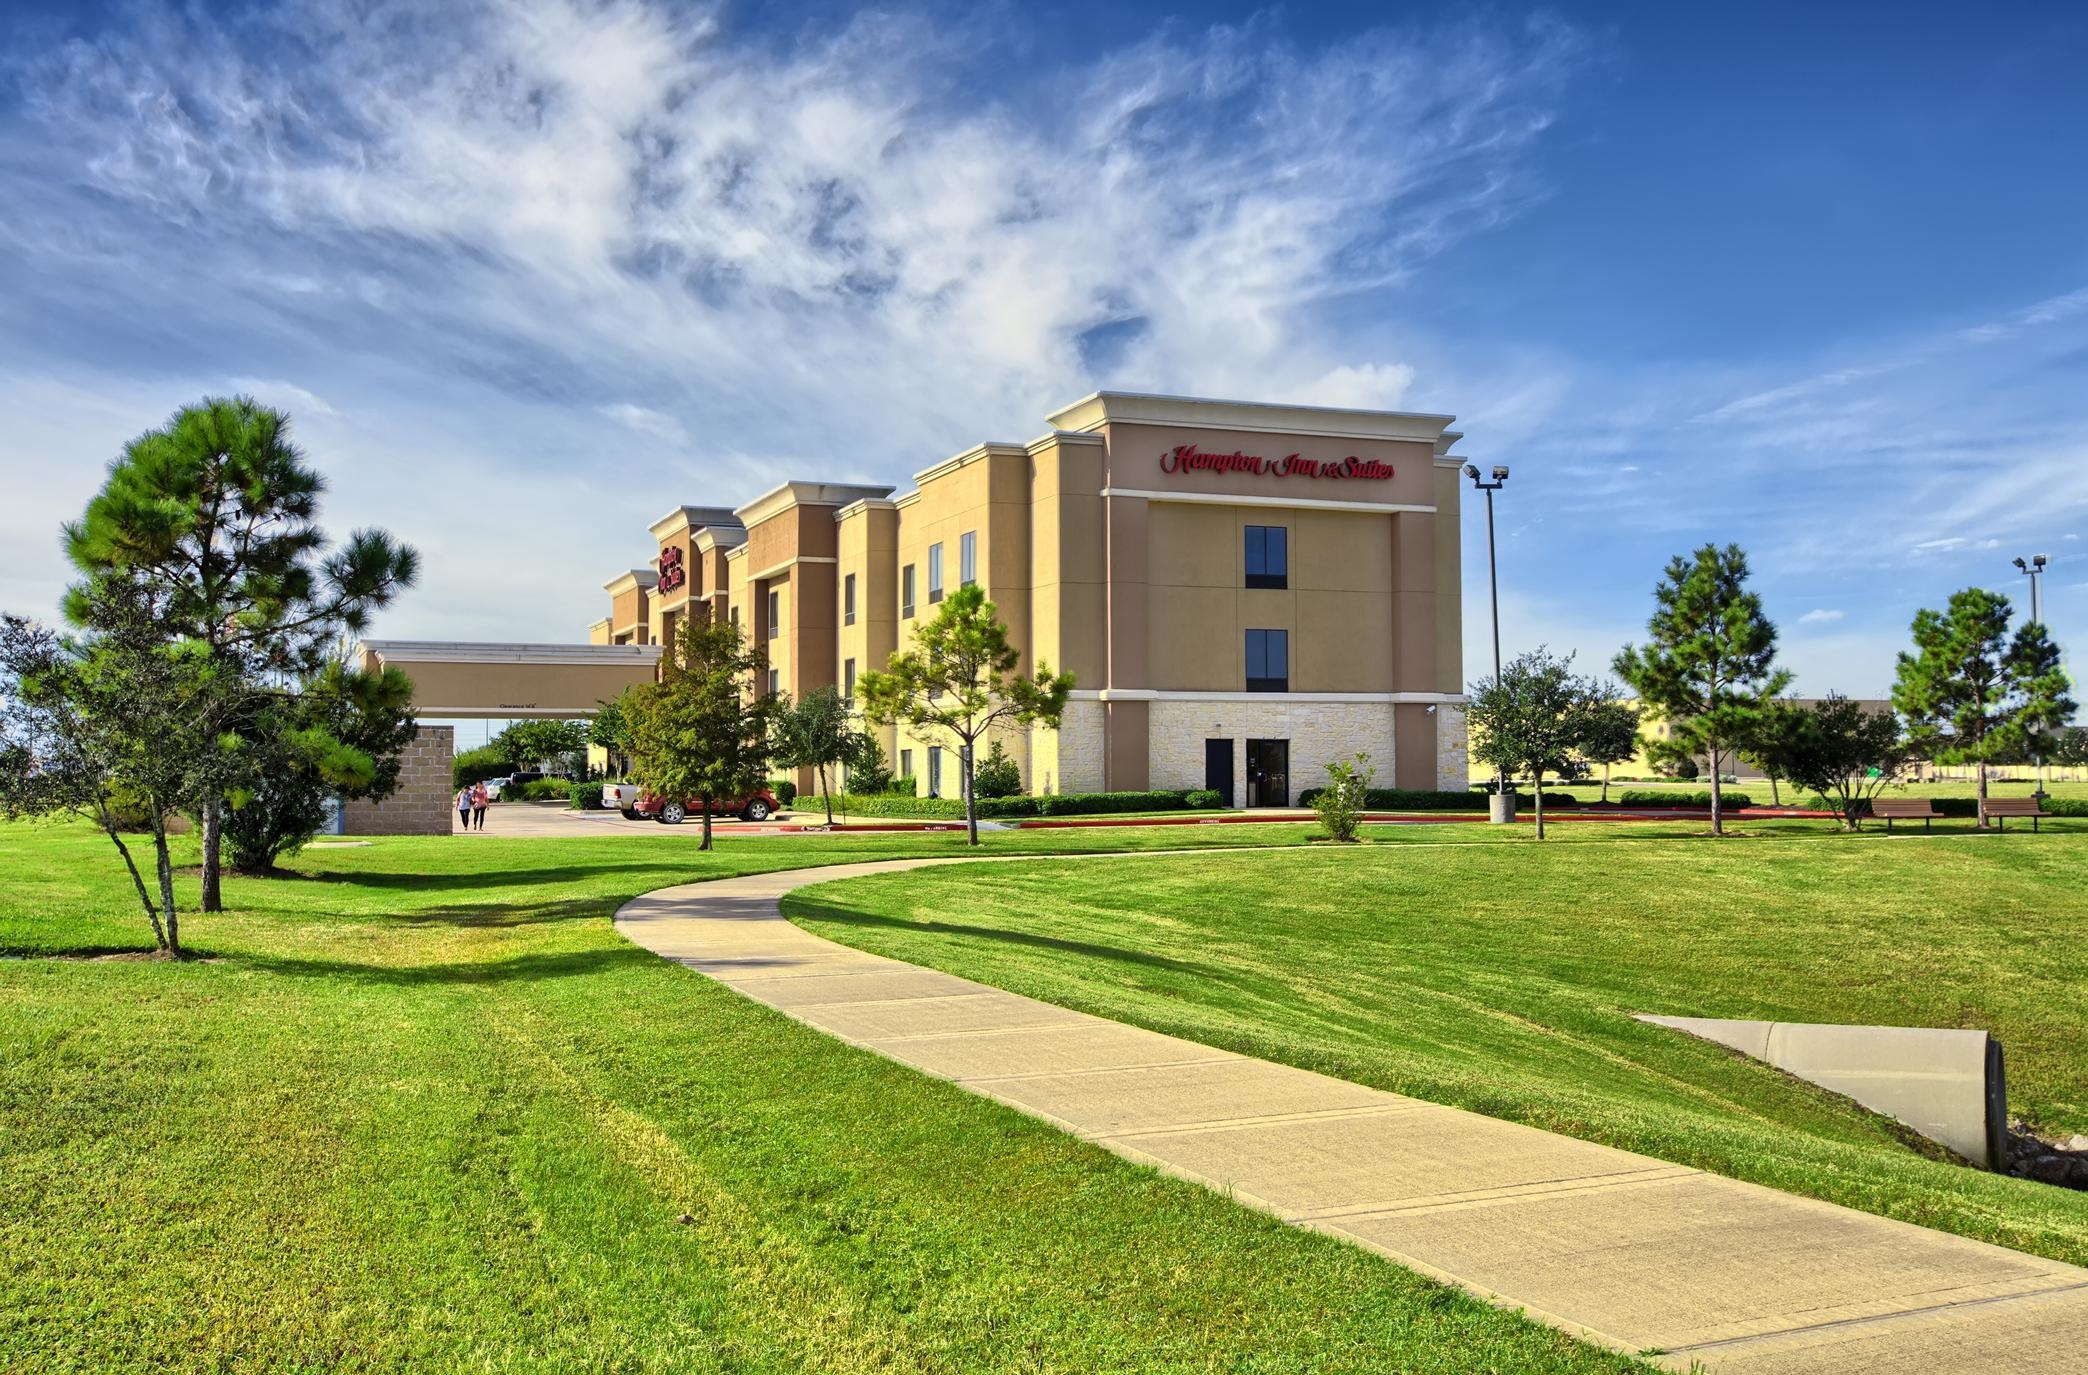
[634,788,779,824]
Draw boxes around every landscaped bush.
[973,742,1024,798]
[835,794,973,820]
[1617,789,1755,809]
[567,780,605,810]
[1035,790,1192,816]
[768,778,799,806]
[886,776,918,795]
[503,778,574,802]
[453,745,511,789]
[1185,789,1224,809]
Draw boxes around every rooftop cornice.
[735,480,897,528]
[1047,390,1457,444]
[691,525,747,554]
[834,496,902,521]
[1026,429,1106,453]
[647,505,744,541]
[910,441,1029,487]
[603,569,658,595]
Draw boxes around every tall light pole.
[1464,463,1510,813]
[2012,554,2052,797]
[2012,553,2048,627]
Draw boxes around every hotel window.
[959,531,976,587]
[1245,525,1288,589]
[1245,629,1289,693]
[843,573,857,627]
[901,564,916,619]
[928,746,943,796]
[767,668,780,697]
[767,588,780,640]
[730,606,740,633]
[928,543,944,603]
[899,748,913,782]
[843,657,857,699]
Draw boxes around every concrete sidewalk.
[614,858,2088,1373]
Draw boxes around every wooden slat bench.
[1871,798,1941,832]
[1980,797,2051,832]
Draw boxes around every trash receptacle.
[1488,791,1516,825]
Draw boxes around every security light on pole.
[1464,462,1511,816]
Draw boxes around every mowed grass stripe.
[0,819,1645,1372]
[786,827,2088,1268]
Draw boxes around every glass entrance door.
[1245,739,1289,808]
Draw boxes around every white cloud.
[1797,608,1845,625]
[1294,363,1417,410]
[1913,537,1967,552]
[226,379,338,417]
[598,403,686,445]
[0,1,1586,638]
[13,1,1582,434]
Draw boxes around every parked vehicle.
[631,787,779,824]
[601,781,641,817]
[481,775,511,800]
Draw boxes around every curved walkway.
[615,856,2088,1374]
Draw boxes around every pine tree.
[1892,588,2073,824]
[1613,544,1789,836]
[63,397,416,909]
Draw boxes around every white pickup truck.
[600,782,641,818]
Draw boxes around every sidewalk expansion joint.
[1295,1165,1701,1223]
[1666,1278,2088,1357]
[958,1055,1244,1085]
[1092,1101,1428,1142]
[849,1018,1098,1045]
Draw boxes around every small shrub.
[768,778,799,806]
[1185,789,1223,809]
[1313,753,1373,842]
[973,741,1023,798]
[845,740,893,795]
[886,775,918,796]
[567,780,603,810]
[1035,790,1190,816]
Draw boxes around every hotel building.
[591,392,1470,806]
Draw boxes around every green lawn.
[0,819,1644,1374]
[786,824,2088,1269]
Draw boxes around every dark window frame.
[843,572,857,626]
[767,588,781,640]
[928,543,945,603]
[959,530,976,587]
[1245,525,1288,590]
[901,564,916,619]
[1245,628,1289,692]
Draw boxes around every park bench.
[1979,797,2051,832]
[1871,798,1941,832]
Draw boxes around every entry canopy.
[356,640,663,719]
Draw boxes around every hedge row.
[831,789,1217,820]
[1616,789,1756,809]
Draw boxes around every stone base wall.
[1435,703,1469,793]
[1149,699,1399,806]
[341,725,455,836]
[1040,700,1106,795]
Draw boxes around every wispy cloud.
[7,0,1584,451]
[1797,608,1845,624]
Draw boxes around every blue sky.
[2,0,2083,703]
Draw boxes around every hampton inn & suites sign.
[1157,444,1395,482]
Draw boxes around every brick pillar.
[340,725,456,836]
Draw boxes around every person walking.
[470,781,489,831]
[456,786,473,833]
